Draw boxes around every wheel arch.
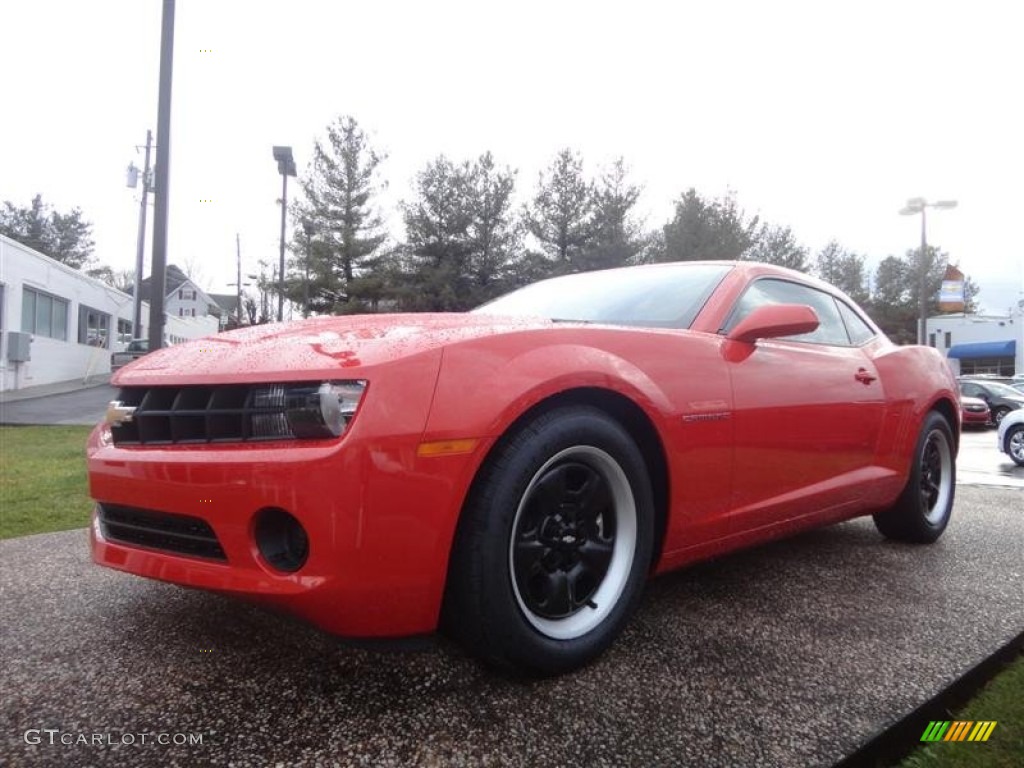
[451,387,671,578]
[929,396,961,456]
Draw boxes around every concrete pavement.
[1,486,1021,767]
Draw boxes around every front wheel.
[442,406,654,675]
[993,407,1011,426]
[873,412,956,543]
[1005,424,1024,467]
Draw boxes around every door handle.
[855,368,877,385]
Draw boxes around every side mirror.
[727,304,820,344]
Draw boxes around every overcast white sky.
[2,0,1023,313]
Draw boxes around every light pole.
[272,146,296,322]
[899,197,957,345]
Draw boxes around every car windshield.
[473,263,732,329]
[968,380,1023,398]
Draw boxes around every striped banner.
[920,721,997,742]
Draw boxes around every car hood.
[113,313,554,386]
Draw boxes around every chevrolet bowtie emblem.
[105,401,136,427]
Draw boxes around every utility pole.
[227,235,253,327]
[917,206,928,346]
[131,129,153,340]
[148,0,176,352]
[235,234,242,325]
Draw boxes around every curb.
[834,629,1024,767]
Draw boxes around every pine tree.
[582,158,645,271]
[295,116,388,314]
[399,155,475,311]
[745,224,809,272]
[657,189,758,262]
[525,149,594,273]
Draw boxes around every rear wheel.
[442,406,654,675]
[1005,424,1024,467]
[993,407,1011,426]
[873,412,955,543]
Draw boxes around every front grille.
[110,383,318,445]
[98,504,226,561]
[964,405,987,413]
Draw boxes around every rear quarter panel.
[870,342,960,503]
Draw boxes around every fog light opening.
[254,508,309,573]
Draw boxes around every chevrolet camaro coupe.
[88,262,960,674]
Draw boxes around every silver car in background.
[996,408,1024,466]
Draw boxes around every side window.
[836,301,877,345]
[726,279,850,346]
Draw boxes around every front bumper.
[87,424,485,638]
[961,409,990,425]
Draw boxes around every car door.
[722,279,887,531]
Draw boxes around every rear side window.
[725,278,850,346]
[836,301,876,345]
[960,382,982,397]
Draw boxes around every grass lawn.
[0,425,94,539]
[900,656,1023,768]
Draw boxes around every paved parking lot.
[0,383,115,426]
[958,426,1024,488]
[2,486,1021,767]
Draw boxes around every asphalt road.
[0,384,116,426]
[1,486,1021,768]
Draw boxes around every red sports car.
[88,262,960,674]
[959,395,991,427]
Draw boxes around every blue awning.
[947,340,1016,359]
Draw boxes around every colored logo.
[105,401,136,427]
[920,721,997,742]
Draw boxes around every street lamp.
[899,197,957,345]
[272,145,296,322]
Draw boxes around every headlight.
[251,380,366,439]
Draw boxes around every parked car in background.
[110,339,150,371]
[996,408,1024,466]
[87,261,961,675]
[957,379,1024,426]
[959,395,991,427]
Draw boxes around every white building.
[926,310,1023,376]
[0,234,219,392]
[139,264,232,330]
